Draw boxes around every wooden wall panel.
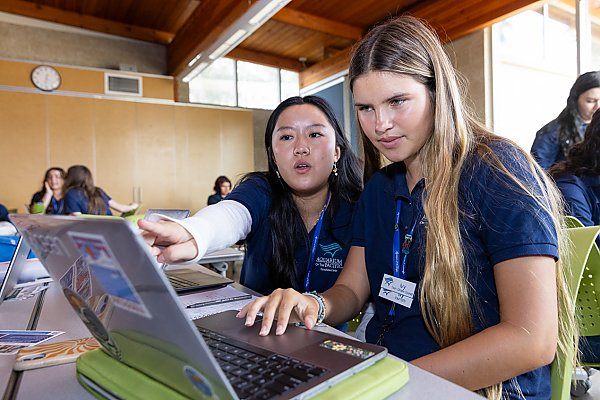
[178,106,223,212]
[135,102,177,209]
[0,65,253,214]
[93,100,137,206]
[219,109,254,183]
[142,76,174,100]
[46,96,94,171]
[0,92,47,211]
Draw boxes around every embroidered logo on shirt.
[315,242,344,273]
[319,242,342,257]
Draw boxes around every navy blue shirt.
[64,188,112,215]
[227,176,355,296]
[30,191,64,214]
[353,141,558,399]
[531,119,588,170]
[555,174,600,247]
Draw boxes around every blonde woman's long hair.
[349,15,577,399]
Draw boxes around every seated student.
[139,96,362,298]
[207,176,232,205]
[0,203,16,235]
[551,110,600,244]
[29,167,66,214]
[531,71,600,170]
[238,16,576,399]
[551,110,600,363]
[63,165,138,216]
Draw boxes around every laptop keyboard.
[198,327,328,400]
[167,275,197,289]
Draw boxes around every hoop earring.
[332,162,338,177]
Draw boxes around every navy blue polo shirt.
[227,176,355,296]
[352,141,558,399]
[555,175,600,227]
[64,188,112,215]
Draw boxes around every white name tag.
[378,273,416,308]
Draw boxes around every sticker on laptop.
[22,231,66,260]
[319,339,375,359]
[68,232,151,319]
[63,287,122,360]
[60,257,92,301]
[183,365,215,397]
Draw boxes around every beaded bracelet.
[303,291,326,325]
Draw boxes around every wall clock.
[31,65,61,92]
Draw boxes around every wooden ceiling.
[0,0,545,88]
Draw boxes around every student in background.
[29,167,65,214]
[238,16,576,400]
[139,96,362,298]
[551,109,600,244]
[551,108,600,366]
[207,176,232,205]
[531,71,600,170]
[63,165,138,216]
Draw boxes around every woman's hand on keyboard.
[138,219,198,264]
[237,288,319,336]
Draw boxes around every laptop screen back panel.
[0,237,31,305]
[10,214,236,400]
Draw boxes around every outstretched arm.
[138,200,251,264]
[108,199,138,213]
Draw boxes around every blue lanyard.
[389,199,420,316]
[51,197,63,214]
[304,192,330,292]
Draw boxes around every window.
[189,59,300,109]
[237,61,280,109]
[189,58,237,106]
[492,2,577,150]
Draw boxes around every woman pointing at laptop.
[139,96,362,298]
[238,16,577,400]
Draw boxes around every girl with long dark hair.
[139,96,362,296]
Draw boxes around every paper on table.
[179,286,258,320]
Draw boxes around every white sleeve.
[147,200,252,264]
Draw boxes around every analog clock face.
[31,65,61,92]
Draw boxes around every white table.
[14,281,482,399]
[0,292,42,398]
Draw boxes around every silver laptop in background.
[10,214,387,399]
[143,208,233,292]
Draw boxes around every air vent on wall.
[105,73,142,96]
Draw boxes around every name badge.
[378,273,416,308]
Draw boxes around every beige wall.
[0,62,254,214]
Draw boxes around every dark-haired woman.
[531,71,600,170]
[139,96,362,297]
[207,176,232,205]
[29,167,66,214]
[63,165,138,216]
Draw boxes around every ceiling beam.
[167,0,257,79]
[299,0,541,89]
[300,47,352,88]
[272,8,363,40]
[407,0,542,42]
[228,47,302,72]
[0,0,174,44]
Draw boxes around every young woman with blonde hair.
[239,16,577,399]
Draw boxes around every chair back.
[551,220,600,400]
